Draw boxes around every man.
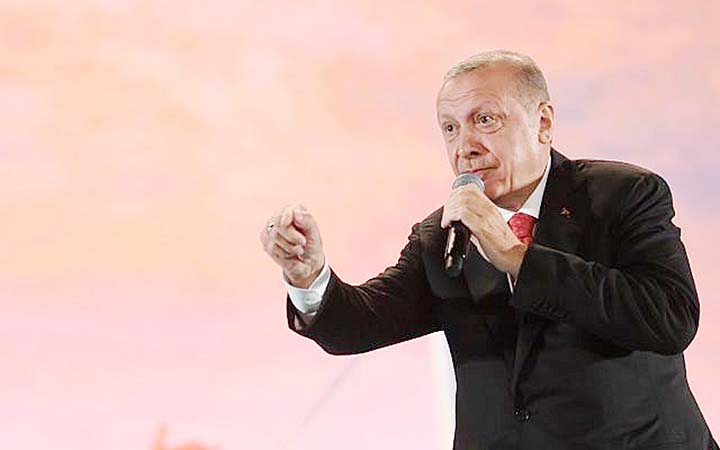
[260,50,717,449]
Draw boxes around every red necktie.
[508,212,536,246]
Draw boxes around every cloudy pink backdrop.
[1,1,718,449]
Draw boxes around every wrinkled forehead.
[436,94,506,122]
[436,69,515,118]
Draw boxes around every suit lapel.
[463,246,511,312]
[420,210,475,300]
[463,245,516,370]
[510,149,586,396]
[420,207,510,311]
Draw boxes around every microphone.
[444,173,485,278]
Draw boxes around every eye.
[475,114,495,126]
[443,123,456,134]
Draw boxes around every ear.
[537,102,555,144]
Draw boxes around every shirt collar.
[497,152,551,222]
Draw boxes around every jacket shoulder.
[572,158,670,198]
[417,207,443,232]
[568,158,673,222]
[573,158,657,185]
[401,207,444,250]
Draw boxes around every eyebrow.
[438,105,506,122]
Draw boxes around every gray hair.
[443,50,551,106]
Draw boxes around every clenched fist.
[260,204,325,288]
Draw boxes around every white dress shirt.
[285,154,551,319]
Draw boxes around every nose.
[457,130,484,159]
[457,145,478,158]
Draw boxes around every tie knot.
[508,212,536,245]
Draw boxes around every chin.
[485,184,512,205]
[482,182,501,198]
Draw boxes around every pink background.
[1,1,718,448]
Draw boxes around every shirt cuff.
[284,260,331,315]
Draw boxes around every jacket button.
[513,408,531,422]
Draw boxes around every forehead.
[436,67,518,117]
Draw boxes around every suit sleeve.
[510,173,699,355]
[286,223,441,355]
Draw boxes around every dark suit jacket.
[287,149,717,450]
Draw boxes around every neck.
[494,175,542,211]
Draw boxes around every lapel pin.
[560,207,572,218]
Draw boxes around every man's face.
[436,66,551,207]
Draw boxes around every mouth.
[467,167,494,179]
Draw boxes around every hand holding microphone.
[441,174,528,279]
[443,173,485,277]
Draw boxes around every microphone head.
[452,173,485,191]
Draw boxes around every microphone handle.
[444,221,471,278]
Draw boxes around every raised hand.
[260,204,325,288]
